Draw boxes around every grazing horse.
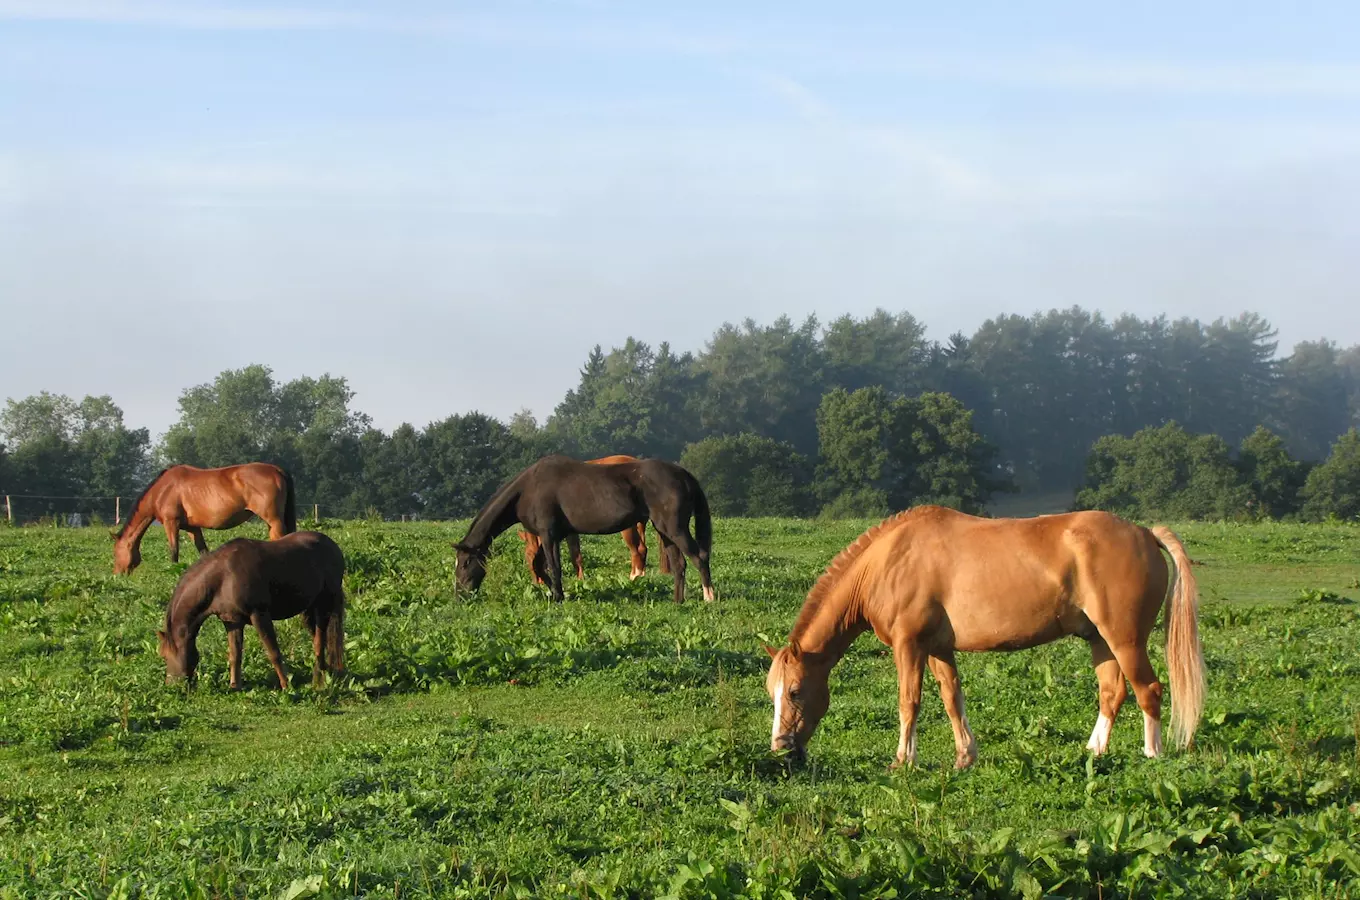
[157,531,345,690]
[518,455,668,583]
[765,507,1204,768]
[113,463,296,574]
[455,455,714,604]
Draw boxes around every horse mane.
[116,468,169,538]
[460,462,541,547]
[789,506,937,642]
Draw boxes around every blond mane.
[789,507,938,641]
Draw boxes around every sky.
[3,1,1359,438]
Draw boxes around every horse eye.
[788,688,802,701]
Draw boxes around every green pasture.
[0,518,1357,898]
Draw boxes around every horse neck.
[464,490,521,549]
[117,503,157,550]
[791,562,873,668]
[165,575,211,645]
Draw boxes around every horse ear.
[156,629,166,641]
[763,644,779,660]
[452,541,468,552]
[788,641,802,662]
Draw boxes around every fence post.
[4,495,10,524]
[313,504,319,522]
[115,496,121,524]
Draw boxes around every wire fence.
[0,494,432,527]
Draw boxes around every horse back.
[869,508,1165,651]
[211,532,344,620]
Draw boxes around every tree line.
[2,306,1358,522]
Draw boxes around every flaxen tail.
[282,470,297,533]
[1150,525,1205,749]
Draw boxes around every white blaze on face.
[1086,713,1114,755]
[771,678,785,744]
[1143,712,1162,758]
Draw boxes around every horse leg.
[671,529,715,602]
[927,652,978,769]
[188,526,210,556]
[163,518,181,563]
[263,510,286,540]
[544,535,566,602]
[567,534,584,580]
[623,526,645,580]
[653,530,686,603]
[1086,637,1127,756]
[1109,642,1164,757]
[226,623,245,690]
[890,641,926,769]
[522,533,548,585]
[250,612,291,690]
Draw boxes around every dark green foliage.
[1078,423,1252,520]
[816,387,1009,515]
[547,340,699,461]
[679,434,812,517]
[1237,426,1306,519]
[693,316,825,455]
[419,413,527,519]
[1274,340,1355,461]
[1299,428,1360,521]
[0,392,151,517]
[8,307,1360,521]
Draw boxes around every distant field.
[1,518,1358,898]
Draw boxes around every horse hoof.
[954,752,977,770]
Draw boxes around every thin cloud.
[748,68,992,200]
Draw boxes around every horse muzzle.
[772,735,805,762]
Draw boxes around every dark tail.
[689,473,712,557]
[283,470,297,533]
[327,602,346,675]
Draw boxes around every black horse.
[454,455,715,603]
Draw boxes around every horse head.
[453,541,489,592]
[112,536,141,575]
[156,628,198,685]
[765,641,829,762]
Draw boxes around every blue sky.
[3,1,1359,435]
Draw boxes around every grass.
[0,517,1358,898]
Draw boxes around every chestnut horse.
[766,507,1204,768]
[518,455,669,583]
[157,531,345,690]
[113,463,296,574]
[455,455,714,603]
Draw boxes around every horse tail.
[327,597,346,674]
[1150,525,1204,750]
[282,470,297,533]
[689,471,712,558]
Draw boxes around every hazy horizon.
[4,1,1359,437]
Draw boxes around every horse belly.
[558,488,642,534]
[944,585,1080,653]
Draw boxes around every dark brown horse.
[766,507,1204,767]
[518,455,668,583]
[455,455,714,603]
[113,463,296,574]
[157,531,345,690]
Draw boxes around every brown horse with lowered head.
[766,507,1204,768]
[455,455,714,604]
[518,455,669,584]
[157,531,345,690]
[113,463,296,574]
